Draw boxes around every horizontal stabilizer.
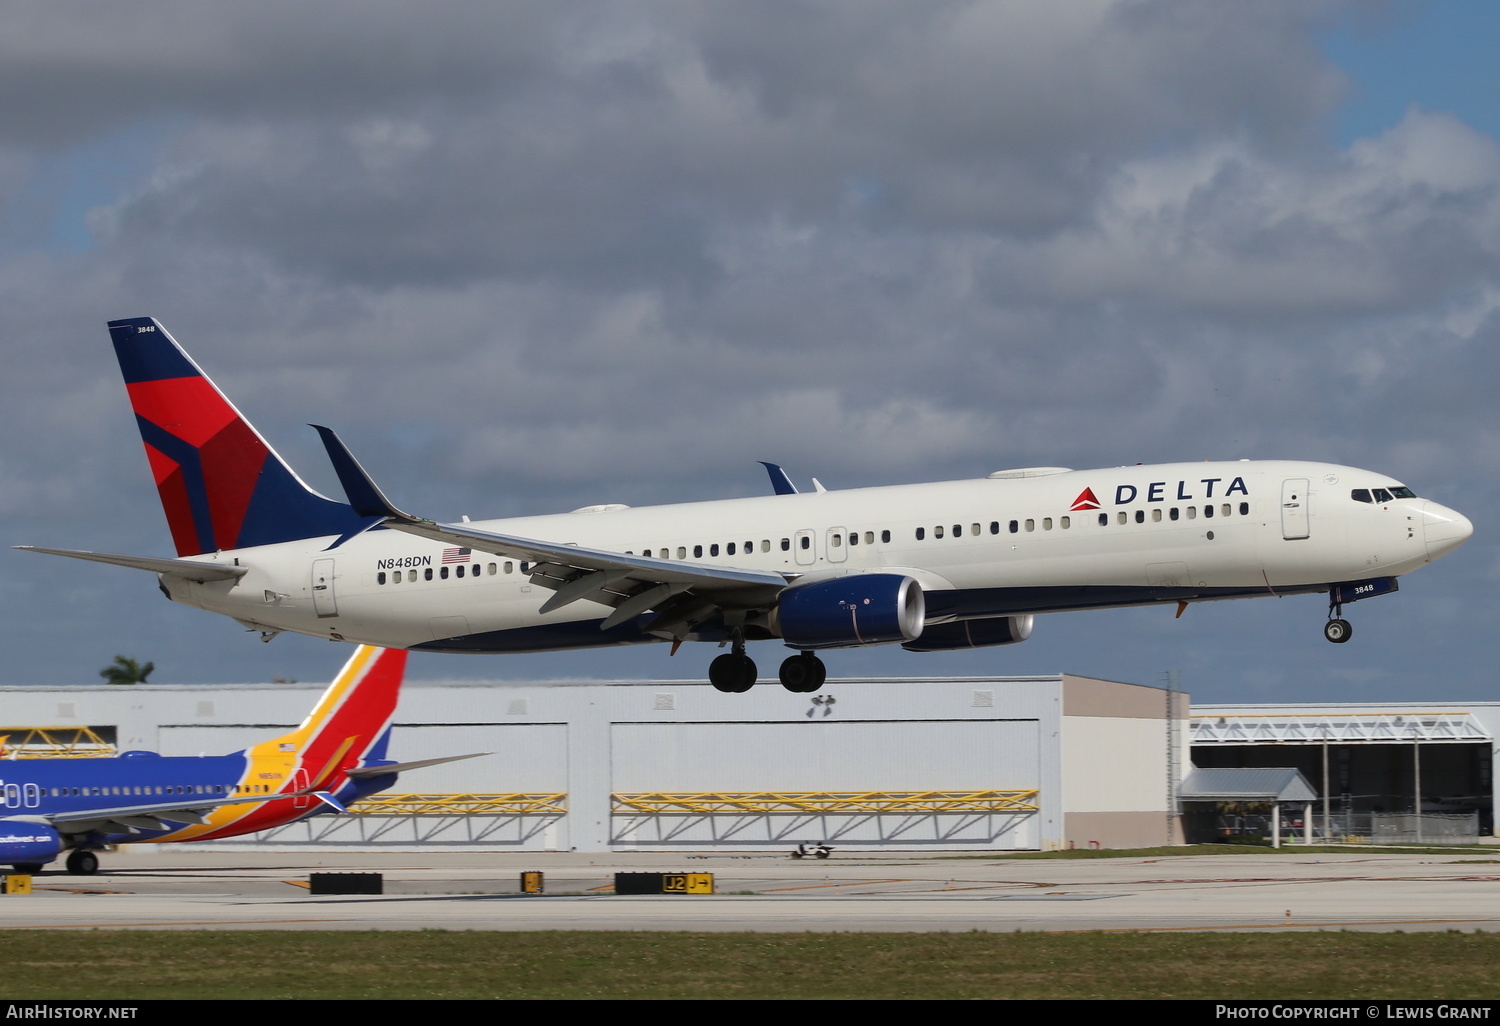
[345,752,490,778]
[14,546,247,582]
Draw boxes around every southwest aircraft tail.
[108,317,366,556]
[169,645,412,843]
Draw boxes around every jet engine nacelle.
[0,820,62,866]
[901,614,1034,652]
[775,573,925,650]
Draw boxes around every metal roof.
[1190,712,1491,746]
[1179,768,1319,803]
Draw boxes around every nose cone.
[1422,501,1474,560]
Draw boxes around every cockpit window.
[1373,488,1393,503]
[1390,486,1417,499]
[1351,489,1372,503]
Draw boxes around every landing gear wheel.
[1323,618,1353,644]
[65,850,99,876]
[709,653,757,693]
[779,653,827,693]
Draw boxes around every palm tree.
[100,655,154,685]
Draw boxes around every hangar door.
[610,718,1042,850]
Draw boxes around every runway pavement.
[4,848,1500,933]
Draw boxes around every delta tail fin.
[108,317,367,556]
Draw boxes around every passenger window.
[1060,516,1069,529]
[1117,512,1127,525]
[830,535,842,548]
[407,570,417,582]
[726,542,735,555]
[693,545,703,558]
[1098,513,1107,526]
[1134,510,1144,523]
[439,566,448,580]
[1152,509,1162,523]
[847,533,857,546]
[953,524,962,538]
[1221,504,1231,517]
[1009,520,1019,533]
[505,562,514,574]
[710,543,719,556]
[425,568,434,581]
[764,540,773,552]
[935,525,944,539]
[1203,504,1214,519]
[1351,489,1372,503]
[1170,508,1179,521]
[677,547,686,559]
[865,531,875,544]
[1239,502,1249,516]
[1042,518,1052,530]
[642,549,652,558]
[916,527,925,540]
[990,521,999,534]
[1186,507,1196,520]
[972,523,980,536]
[1025,519,1035,532]
[800,536,810,549]
[377,572,386,585]
[880,530,890,543]
[457,565,466,578]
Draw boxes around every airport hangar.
[1,675,1494,852]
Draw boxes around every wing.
[44,789,344,837]
[312,425,790,636]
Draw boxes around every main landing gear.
[1324,598,1353,644]
[778,652,826,694]
[708,639,827,694]
[65,850,99,876]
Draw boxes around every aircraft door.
[794,529,816,566]
[292,768,311,809]
[23,783,39,808]
[825,527,848,564]
[4,783,18,809]
[1281,479,1310,540]
[312,558,338,617]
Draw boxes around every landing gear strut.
[1324,599,1353,644]
[65,850,99,876]
[779,652,827,693]
[709,635,757,693]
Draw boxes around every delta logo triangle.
[1069,488,1100,512]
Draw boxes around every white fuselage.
[154,460,1470,654]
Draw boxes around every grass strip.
[4,929,1499,1000]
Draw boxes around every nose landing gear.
[1324,598,1353,644]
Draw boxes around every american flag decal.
[442,547,472,564]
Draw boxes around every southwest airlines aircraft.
[21,318,1473,695]
[0,646,472,875]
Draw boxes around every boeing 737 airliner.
[0,646,475,875]
[20,317,1473,694]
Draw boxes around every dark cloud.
[0,2,1496,699]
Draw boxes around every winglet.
[759,462,799,496]
[310,425,420,522]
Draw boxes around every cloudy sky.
[2,1,1497,703]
